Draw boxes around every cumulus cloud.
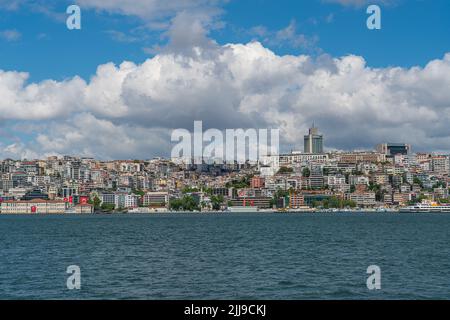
[1,40,450,159]
[34,113,171,159]
[0,70,86,120]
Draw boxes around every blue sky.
[1,0,449,82]
[0,0,450,159]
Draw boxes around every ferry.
[399,202,450,213]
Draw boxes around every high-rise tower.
[304,124,323,154]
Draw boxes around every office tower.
[304,124,324,154]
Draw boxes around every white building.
[1,199,67,214]
[349,175,369,186]
[143,192,169,206]
[326,175,346,188]
[125,194,140,208]
[348,192,376,207]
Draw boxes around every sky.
[0,0,449,159]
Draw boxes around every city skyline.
[2,137,450,214]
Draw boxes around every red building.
[251,176,265,189]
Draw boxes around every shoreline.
[4,209,450,215]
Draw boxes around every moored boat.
[399,202,450,213]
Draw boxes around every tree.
[413,177,424,188]
[272,189,289,208]
[317,196,356,209]
[204,187,213,195]
[368,182,380,192]
[312,200,322,208]
[344,200,357,208]
[328,197,341,208]
[211,195,224,210]
[302,168,311,178]
[169,199,183,211]
[416,194,428,203]
[225,176,251,189]
[88,196,101,210]
[132,189,145,197]
[277,166,293,174]
[432,181,446,189]
[100,203,115,212]
[182,186,199,194]
[169,195,199,211]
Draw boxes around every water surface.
[0,213,449,299]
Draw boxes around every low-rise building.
[143,192,169,207]
[289,192,305,209]
[73,204,94,214]
[1,199,67,214]
[347,192,376,207]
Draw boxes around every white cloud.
[75,0,225,20]
[34,113,171,160]
[0,70,86,120]
[323,0,395,7]
[1,41,450,159]
[249,20,319,51]
[104,30,140,43]
[0,29,21,41]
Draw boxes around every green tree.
[204,187,213,195]
[169,198,183,211]
[170,195,200,211]
[101,203,115,212]
[344,200,357,208]
[211,195,224,210]
[132,189,145,197]
[271,189,289,208]
[277,166,293,174]
[182,186,199,194]
[88,196,102,210]
[225,176,252,189]
[302,168,311,178]
[413,177,424,188]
